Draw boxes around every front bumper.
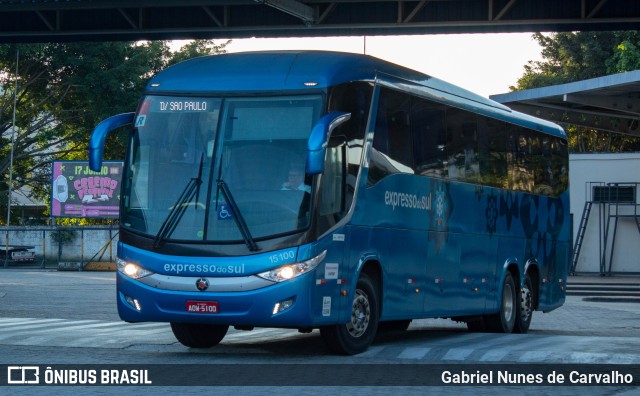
[116,270,318,327]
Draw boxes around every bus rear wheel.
[514,273,534,334]
[484,272,517,333]
[320,273,379,355]
[170,323,229,348]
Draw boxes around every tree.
[512,32,640,153]
[0,39,228,224]
[608,32,640,73]
[167,39,230,67]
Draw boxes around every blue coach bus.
[89,51,570,355]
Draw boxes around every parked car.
[0,245,35,262]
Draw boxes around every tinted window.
[367,86,568,196]
[412,99,447,178]
[315,82,373,234]
[368,88,415,186]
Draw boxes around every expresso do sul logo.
[384,190,432,211]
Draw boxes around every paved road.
[1,311,639,364]
[0,269,639,395]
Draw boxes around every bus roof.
[146,51,566,139]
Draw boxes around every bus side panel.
[458,233,494,313]
[513,193,569,312]
[538,240,569,312]
[346,221,493,319]
[423,231,461,316]
[423,182,494,317]
[422,233,491,317]
[348,225,427,321]
[488,236,525,312]
[540,195,570,312]
[354,175,495,318]
[303,229,349,325]
[485,193,570,313]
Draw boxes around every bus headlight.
[116,257,154,279]
[257,250,327,283]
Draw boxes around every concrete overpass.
[0,0,639,43]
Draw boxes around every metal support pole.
[4,49,19,269]
[41,229,45,269]
[109,226,113,262]
[3,233,8,268]
[80,228,84,271]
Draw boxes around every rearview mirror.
[306,112,351,175]
[88,113,135,171]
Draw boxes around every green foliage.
[167,39,230,67]
[50,228,77,245]
[512,32,619,91]
[608,32,640,73]
[0,39,228,224]
[512,32,640,153]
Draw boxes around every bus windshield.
[123,95,323,243]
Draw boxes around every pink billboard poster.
[51,161,123,218]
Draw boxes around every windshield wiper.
[216,179,259,252]
[153,155,204,248]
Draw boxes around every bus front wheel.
[170,323,229,348]
[484,272,517,333]
[320,273,379,355]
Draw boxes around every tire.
[484,271,517,333]
[514,273,534,334]
[170,322,229,348]
[320,272,379,355]
[378,320,412,332]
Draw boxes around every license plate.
[186,301,219,314]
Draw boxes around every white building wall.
[570,153,640,273]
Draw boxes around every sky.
[223,33,544,98]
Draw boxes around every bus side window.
[445,107,478,182]
[368,87,414,186]
[314,82,373,235]
[412,100,447,178]
[478,117,508,189]
[319,136,347,216]
[326,81,373,209]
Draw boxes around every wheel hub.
[503,282,514,322]
[521,285,532,321]
[347,289,370,338]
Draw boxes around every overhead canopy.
[490,70,640,137]
[0,0,640,42]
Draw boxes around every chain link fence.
[1,226,118,270]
